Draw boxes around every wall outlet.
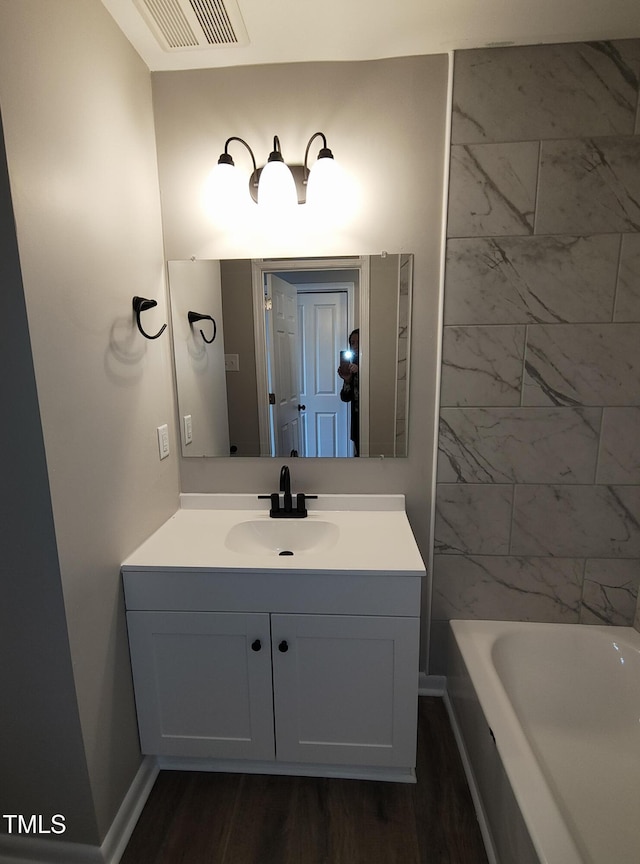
[157,424,170,460]
[225,353,240,372]
[183,414,193,445]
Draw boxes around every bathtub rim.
[448,619,640,864]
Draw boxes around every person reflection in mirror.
[338,328,360,457]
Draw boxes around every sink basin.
[225,518,339,556]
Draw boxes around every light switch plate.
[183,414,193,445]
[157,424,170,460]
[225,353,240,372]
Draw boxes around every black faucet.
[279,465,292,513]
[258,465,317,518]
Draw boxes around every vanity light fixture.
[214,132,337,209]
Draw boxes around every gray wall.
[0,0,180,845]
[432,41,640,670]
[0,112,99,846]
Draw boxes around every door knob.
[278,640,289,653]
[297,404,306,411]
[251,639,261,652]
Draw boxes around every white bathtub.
[446,620,640,864]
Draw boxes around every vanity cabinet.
[121,498,425,781]
[123,567,420,782]
[126,607,419,771]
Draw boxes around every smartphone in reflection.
[339,349,353,373]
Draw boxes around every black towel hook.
[133,296,167,340]
[188,311,217,344]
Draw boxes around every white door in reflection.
[298,291,349,457]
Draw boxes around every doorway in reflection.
[263,268,357,458]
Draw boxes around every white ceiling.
[102,0,640,72]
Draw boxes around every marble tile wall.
[432,40,640,671]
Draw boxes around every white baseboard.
[0,757,158,864]
[418,673,446,695]
[443,691,498,864]
[101,756,158,864]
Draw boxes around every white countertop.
[122,495,426,576]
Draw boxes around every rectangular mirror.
[168,254,412,458]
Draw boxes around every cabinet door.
[126,611,274,760]
[271,614,419,767]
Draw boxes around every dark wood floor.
[121,696,488,864]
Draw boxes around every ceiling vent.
[133,0,249,50]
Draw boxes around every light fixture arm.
[218,136,259,189]
[267,135,286,163]
[303,132,334,183]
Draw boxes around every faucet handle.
[258,493,281,514]
[295,493,318,516]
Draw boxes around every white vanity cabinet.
[126,606,419,772]
[121,498,425,782]
[123,567,422,780]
